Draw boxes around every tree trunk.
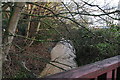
[3,2,25,61]
[26,4,36,41]
[0,2,2,79]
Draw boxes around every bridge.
[45,55,120,80]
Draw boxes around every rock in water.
[39,40,78,77]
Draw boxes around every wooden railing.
[45,55,120,80]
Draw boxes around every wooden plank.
[45,55,120,78]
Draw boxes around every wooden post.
[106,71,112,79]
[114,69,117,80]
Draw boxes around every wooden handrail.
[45,55,120,80]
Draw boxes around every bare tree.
[3,2,25,61]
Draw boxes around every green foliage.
[96,43,117,56]
[35,18,61,41]
[71,25,119,66]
